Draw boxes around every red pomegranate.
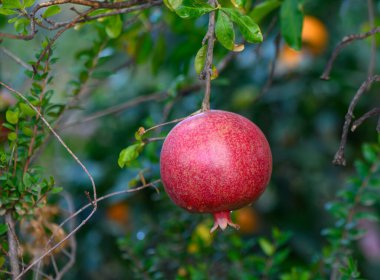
[160,110,272,232]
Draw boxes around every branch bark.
[200,0,217,111]
[5,212,20,279]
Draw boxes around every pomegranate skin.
[160,110,272,229]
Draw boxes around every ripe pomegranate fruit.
[160,110,272,232]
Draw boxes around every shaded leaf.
[215,10,235,50]
[280,0,304,50]
[222,8,262,43]
[250,0,281,23]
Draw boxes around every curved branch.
[321,26,380,80]
[333,75,380,166]
[351,107,380,132]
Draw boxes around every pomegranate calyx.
[210,211,240,233]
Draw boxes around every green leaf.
[222,8,262,43]
[258,238,275,256]
[2,0,22,9]
[22,0,35,8]
[7,132,17,141]
[118,143,145,168]
[163,0,175,11]
[280,0,304,50]
[14,17,30,34]
[42,5,61,18]
[194,44,207,75]
[353,211,378,222]
[362,144,378,163]
[51,187,63,194]
[0,224,7,235]
[0,8,18,15]
[0,256,5,269]
[23,173,32,189]
[215,10,235,50]
[168,0,215,19]
[6,109,19,125]
[231,0,246,10]
[105,15,123,39]
[19,102,36,117]
[250,0,281,23]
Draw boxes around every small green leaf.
[222,8,263,43]
[42,5,61,18]
[353,211,378,222]
[7,132,17,141]
[19,102,36,117]
[14,17,30,34]
[0,8,18,15]
[2,0,22,9]
[23,0,35,8]
[215,10,235,50]
[6,109,19,125]
[168,0,215,19]
[105,15,123,39]
[250,0,281,23]
[258,238,275,256]
[194,44,207,75]
[0,224,7,235]
[23,173,32,189]
[118,143,145,168]
[362,144,378,163]
[163,0,175,11]
[51,187,63,194]
[280,0,304,50]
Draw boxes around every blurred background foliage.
[1,0,380,279]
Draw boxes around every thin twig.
[200,0,217,111]
[0,81,97,279]
[0,47,33,71]
[321,27,380,80]
[351,107,380,132]
[333,75,380,166]
[61,92,167,129]
[255,33,281,101]
[5,212,20,279]
[142,111,201,135]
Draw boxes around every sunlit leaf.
[42,5,61,18]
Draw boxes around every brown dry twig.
[321,26,380,80]
[351,107,380,132]
[333,75,380,166]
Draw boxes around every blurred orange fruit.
[234,207,260,234]
[301,16,328,55]
[106,201,130,225]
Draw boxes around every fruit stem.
[200,0,217,112]
[210,211,240,233]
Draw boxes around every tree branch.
[200,0,217,112]
[5,212,20,279]
[321,27,380,80]
[333,75,380,166]
[351,107,380,132]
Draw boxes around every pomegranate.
[160,110,272,232]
